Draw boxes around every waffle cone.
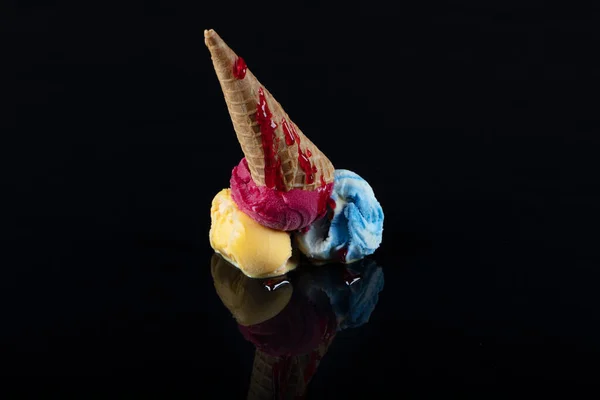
[205,29,335,192]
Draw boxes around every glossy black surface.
[5,1,600,397]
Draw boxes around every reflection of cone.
[247,333,336,400]
[247,351,305,400]
[204,29,335,192]
[303,330,336,389]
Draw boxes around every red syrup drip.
[343,268,362,286]
[290,120,301,143]
[284,119,315,185]
[327,198,336,220]
[337,247,348,263]
[273,356,292,399]
[298,151,314,184]
[263,277,290,291]
[232,57,247,79]
[315,176,331,219]
[303,351,320,385]
[327,198,336,212]
[281,118,296,146]
[256,88,285,191]
[302,318,335,389]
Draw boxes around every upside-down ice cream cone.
[204,29,334,192]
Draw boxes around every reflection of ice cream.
[210,255,336,400]
[340,259,384,330]
[248,349,311,400]
[322,259,384,330]
[210,255,384,400]
[295,170,384,263]
[293,259,384,330]
[209,189,297,278]
[205,29,335,231]
[210,253,292,326]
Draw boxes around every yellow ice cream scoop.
[209,189,297,278]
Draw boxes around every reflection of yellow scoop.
[210,253,293,326]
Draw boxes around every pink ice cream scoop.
[230,158,334,231]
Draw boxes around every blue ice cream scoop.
[295,169,384,264]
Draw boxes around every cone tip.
[204,29,221,48]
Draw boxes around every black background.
[5,0,600,396]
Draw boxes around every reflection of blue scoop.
[339,258,384,330]
[293,258,384,331]
[295,169,384,264]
